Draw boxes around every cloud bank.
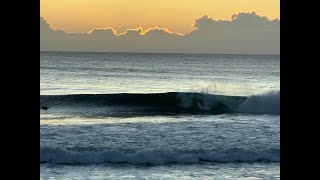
[40,12,279,54]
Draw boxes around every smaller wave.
[40,147,279,165]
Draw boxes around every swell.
[40,92,178,108]
[40,147,279,165]
[40,91,279,115]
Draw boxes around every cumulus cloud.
[182,12,280,54]
[40,12,279,54]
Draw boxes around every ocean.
[40,52,280,179]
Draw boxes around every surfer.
[195,100,204,110]
[175,94,182,113]
[192,95,204,110]
[176,95,181,104]
[199,100,204,107]
[41,105,48,111]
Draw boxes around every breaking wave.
[40,91,279,115]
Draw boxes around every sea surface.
[40,52,280,179]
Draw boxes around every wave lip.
[40,147,279,165]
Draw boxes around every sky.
[40,0,280,54]
[40,0,280,34]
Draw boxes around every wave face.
[40,147,279,165]
[40,92,279,115]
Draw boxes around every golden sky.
[40,0,280,35]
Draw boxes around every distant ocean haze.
[40,52,279,96]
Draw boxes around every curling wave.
[40,91,279,115]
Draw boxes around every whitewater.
[40,52,280,179]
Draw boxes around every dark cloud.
[40,12,279,54]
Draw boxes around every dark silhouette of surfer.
[175,94,203,113]
[194,100,204,111]
[41,105,48,111]
[199,100,204,107]
[175,95,182,113]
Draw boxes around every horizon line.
[40,50,280,56]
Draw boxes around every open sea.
[40,52,280,179]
